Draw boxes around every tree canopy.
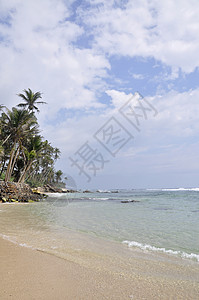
[17,88,47,113]
[0,89,64,187]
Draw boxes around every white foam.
[122,240,199,262]
[19,243,35,249]
[147,188,199,192]
[89,197,110,201]
[162,188,199,191]
[96,190,111,193]
[0,234,17,244]
[0,234,36,250]
[45,193,68,197]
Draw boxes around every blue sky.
[0,0,199,189]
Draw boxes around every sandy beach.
[0,236,199,300]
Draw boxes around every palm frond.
[17,103,27,108]
[35,101,47,104]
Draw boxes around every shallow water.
[0,189,199,262]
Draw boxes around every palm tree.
[0,143,4,161]
[18,135,43,183]
[1,108,39,182]
[40,141,55,183]
[54,147,61,161]
[55,170,63,183]
[17,89,47,113]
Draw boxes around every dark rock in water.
[83,190,92,193]
[121,200,140,203]
[43,184,62,193]
[61,189,77,193]
[0,181,43,203]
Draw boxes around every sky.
[0,0,199,189]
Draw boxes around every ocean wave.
[89,197,111,201]
[147,188,199,192]
[96,190,111,193]
[162,188,199,191]
[122,240,199,262]
[19,243,35,249]
[0,233,38,250]
[0,233,17,243]
[45,193,69,197]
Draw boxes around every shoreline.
[1,235,199,299]
[1,193,199,299]
[1,201,198,265]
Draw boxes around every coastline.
[1,191,199,299]
[1,235,199,299]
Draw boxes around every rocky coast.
[0,181,77,203]
[0,181,43,203]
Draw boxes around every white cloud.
[131,73,145,80]
[42,88,199,165]
[31,87,199,188]
[80,0,199,73]
[106,89,131,108]
[107,88,199,136]
[0,0,110,113]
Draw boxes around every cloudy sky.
[1,0,199,189]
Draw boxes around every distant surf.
[147,188,199,191]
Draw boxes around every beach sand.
[0,237,199,300]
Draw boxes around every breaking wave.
[147,188,199,192]
[122,240,199,262]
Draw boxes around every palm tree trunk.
[5,141,16,182]
[0,158,6,176]
[9,146,20,179]
[18,161,33,183]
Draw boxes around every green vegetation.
[0,89,64,187]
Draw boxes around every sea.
[0,188,199,263]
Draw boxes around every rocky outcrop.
[44,184,63,193]
[35,185,77,193]
[0,181,43,203]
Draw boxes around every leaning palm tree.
[18,135,43,183]
[17,88,46,113]
[2,108,39,182]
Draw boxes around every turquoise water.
[0,189,199,262]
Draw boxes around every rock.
[61,188,77,193]
[10,199,17,202]
[42,184,63,193]
[0,182,43,203]
[121,200,140,203]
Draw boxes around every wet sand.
[0,237,199,300]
